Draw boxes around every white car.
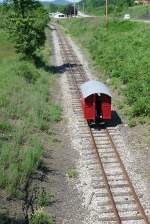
[123,14,130,20]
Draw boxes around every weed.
[128,118,136,128]
[37,188,54,207]
[50,104,62,122]
[67,168,78,178]
[30,208,53,224]
[0,121,12,133]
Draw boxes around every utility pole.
[83,0,85,13]
[105,0,108,27]
[77,3,79,16]
[74,2,76,17]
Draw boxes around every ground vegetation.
[3,0,48,58]
[0,5,60,221]
[122,5,150,19]
[48,3,78,16]
[79,0,134,16]
[60,18,150,124]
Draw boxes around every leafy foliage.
[79,0,134,14]
[5,0,48,58]
[48,3,78,16]
[30,208,53,224]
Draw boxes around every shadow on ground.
[0,213,24,224]
[34,55,81,74]
[90,110,122,130]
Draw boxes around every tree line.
[48,3,78,16]
[79,0,134,8]
[78,0,135,14]
[47,0,135,17]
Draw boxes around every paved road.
[131,18,150,23]
[78,11,95,18]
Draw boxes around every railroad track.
[50,24,150,224]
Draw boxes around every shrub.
[16,62,40,83]
[6,1,48,58]
[30,209,53,224]
[67,168,78,178]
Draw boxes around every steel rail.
[105,128,150,224]
[57,26,122,223]
[56,27,88,82]
[52,24,150,224]
[58,32,85,88]
[88,127,122,223]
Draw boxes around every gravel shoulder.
[46,29,86,224]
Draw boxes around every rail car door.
[84,94,96,121]
[101,94,111,120]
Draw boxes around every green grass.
[0,29,61,195]
[36,189,54,207]
[0,30,16,59]
[122,5,150,19]
[30,208,53,224]
[85,6,105,16]
[59,18,150,122]
[83,4,150,19]
[67,168,78,178]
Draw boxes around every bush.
[30,209,53,224]
[16,62,40,83]
[6,1,48,58]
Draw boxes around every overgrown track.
[50,24,150,224]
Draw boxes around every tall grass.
[0,29,61,195]
[60,18,150,121]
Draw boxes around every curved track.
[50,24,150,224]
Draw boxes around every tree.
[5,0,48,58]
[63,4,78,17]
[48,3,59,12]
[79,0,134,12]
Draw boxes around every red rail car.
[80,80,112,123]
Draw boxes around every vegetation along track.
[49,23,150,224]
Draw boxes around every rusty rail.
[51,24,150,224]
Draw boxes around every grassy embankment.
[84,6,105,16]
[123,5,150,19]
[60,18,150,126]
[83,5,150,19]
[0,28,61,196]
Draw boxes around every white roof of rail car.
[80,80,112,98]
